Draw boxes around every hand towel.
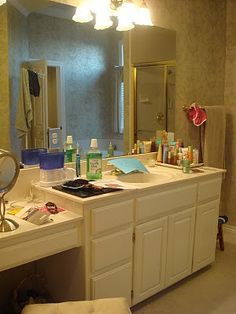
[201,106,226,169]
[15,68,33,138]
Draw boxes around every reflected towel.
[201,106,226,168]
[15,68,33,138]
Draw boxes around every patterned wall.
[146,0,226,148]
[224,0,236,225]
[0,5,10,150]
[5,1,236,226]
[8,4,29,158]
[28,13,121,143]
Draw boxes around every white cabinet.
[91,263,132,302]
[193,200,220,272]
[193,178,222,272]
[165,207,195,287]
[89,199,134,304]
[133,184,197,305]
[133,217,168,304]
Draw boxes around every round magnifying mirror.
[0,149,20,232]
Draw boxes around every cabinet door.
[165,207,195,287]
[193,200,219,272]
[133,217,168,305]
[91,263,132,305]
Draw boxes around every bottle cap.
[66,135,73,144]
[90,138,98,148]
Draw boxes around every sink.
[117,172,173,184]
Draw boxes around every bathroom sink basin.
[117,172,173,184]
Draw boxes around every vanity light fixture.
[72,0,153,31]
[0,0,6,6]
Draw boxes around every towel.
[15,68,33,138]
[201,106,226,169]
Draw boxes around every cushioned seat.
[21,297,132,314]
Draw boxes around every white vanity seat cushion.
[21,298,132,314]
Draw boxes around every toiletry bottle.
[162,144,169,163]
[107,142,114,157]
[64,135,75,163]
[86,139,102,180]
[140,142,145,154]
[76,143,81,177]
[157,143,162,162]
[188,146,193,163]
[136,140,140,154]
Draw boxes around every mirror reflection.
[7,1,176,159]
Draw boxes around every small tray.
[62,179,89,190]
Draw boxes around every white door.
[27,59,48,148]
[165,207,195,287]
[193,200,219,272]
[133,217,168,305]
[136,66,166,141]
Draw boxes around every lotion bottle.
[86,139,102,180]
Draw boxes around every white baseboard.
[224,225,236,243]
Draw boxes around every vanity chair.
[21,298,132,314]
[217,215,228,251]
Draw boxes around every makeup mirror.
[0,149,20,232]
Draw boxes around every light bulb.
[72,4,93,23]
[116,1,135,31]
[94,13,113,30]
[0,0,6,5]
[134,1,153,26]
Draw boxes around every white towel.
[201,106,226,169]
[15,68,33,138]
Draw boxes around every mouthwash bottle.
[64,135,76,163]
[86,139,102,180]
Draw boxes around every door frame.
[47,60,66,145]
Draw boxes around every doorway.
[27,60,65,149]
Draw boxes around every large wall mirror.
[7,0,176,158]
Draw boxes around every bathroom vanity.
[1,160,224,307]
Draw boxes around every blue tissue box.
[39,152,64,170]
[21,148,47,165]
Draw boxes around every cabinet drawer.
[198,178,222,202]
[91,228,133,273]
[136,184,197,222]
[91,200,133,235]
[91,263,132,305]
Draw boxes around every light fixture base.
[110,0,123,10]
[0,218,19,232]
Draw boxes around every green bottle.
[64,135,76,163]
[86,139,102,180]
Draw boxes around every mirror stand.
[0,149,20,232]
[0,194,19,232]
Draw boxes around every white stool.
[21,297,132,314]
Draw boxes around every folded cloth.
[201,106,226,169]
